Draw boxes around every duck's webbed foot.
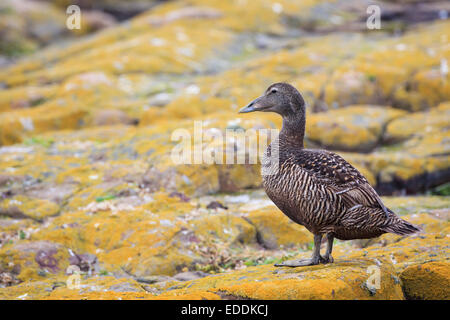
[274,257,320,267]
[275,234,336,267]
[319,255,334,264]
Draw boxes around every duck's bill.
[238,104,256,113]
[238,97,261,113]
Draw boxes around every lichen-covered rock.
[0,105,87,145]
[245,207,312,250]
[0,196,60,220]
[400,262,450,300]
[0,3,447,193]
[192,213,257,246]
[385,102,450,143]
[307,105,406,152]
[0,240,69,283]
[208,261,403,300]
[1,193,448,299]
[0,0,67,58]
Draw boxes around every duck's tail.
[382,211,422,236]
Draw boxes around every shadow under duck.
[239,83,421,267]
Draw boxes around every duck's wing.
[296,150,390,215]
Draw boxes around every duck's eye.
[270,88,278,94]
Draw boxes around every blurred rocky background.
[0,0,449,300]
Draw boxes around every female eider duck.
[239,83,421,267]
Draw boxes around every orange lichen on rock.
[400,262,450,300]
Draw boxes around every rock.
[0,194,448,299]
[0,206,30,220]
[68,252,99,274]
[147,92,173,107]
[56,0,159,21]
[192,213,256,245]
[0,105,87,145]
[81,10,117,32]
[307,105,406,152]
[385,102,450,143]
[173,271,209,282]
[342,140,449,195]
[400,262,450,300]
[0,196,59,220]
[0,0,67,58]
[0,174,20,187]
[169,191,191,203]
[245,208,312,250]
[91,110,135,127]
[24,183,76,205]
[206,201,228,210]
[148,7,223,27]
[0,85,56,113]
[35,248,60,273]
[0,271,21,288]
[108,282,144,293]
[218,164,261,193]
[323,70,381,108]
[12,241,61,254]
[136,275,175,284]
[149,259,405,300]
[1,241,69,282]
[0,3,446,194]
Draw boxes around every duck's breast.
[262,157,343,231]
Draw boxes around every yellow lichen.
[400,262,450,300]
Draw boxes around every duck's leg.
[320,233,334,264]
[275,234,322,267]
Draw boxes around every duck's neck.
[280,112,305,148]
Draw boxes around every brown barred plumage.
[240,83,421,266]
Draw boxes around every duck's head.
[239,82,305,117]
